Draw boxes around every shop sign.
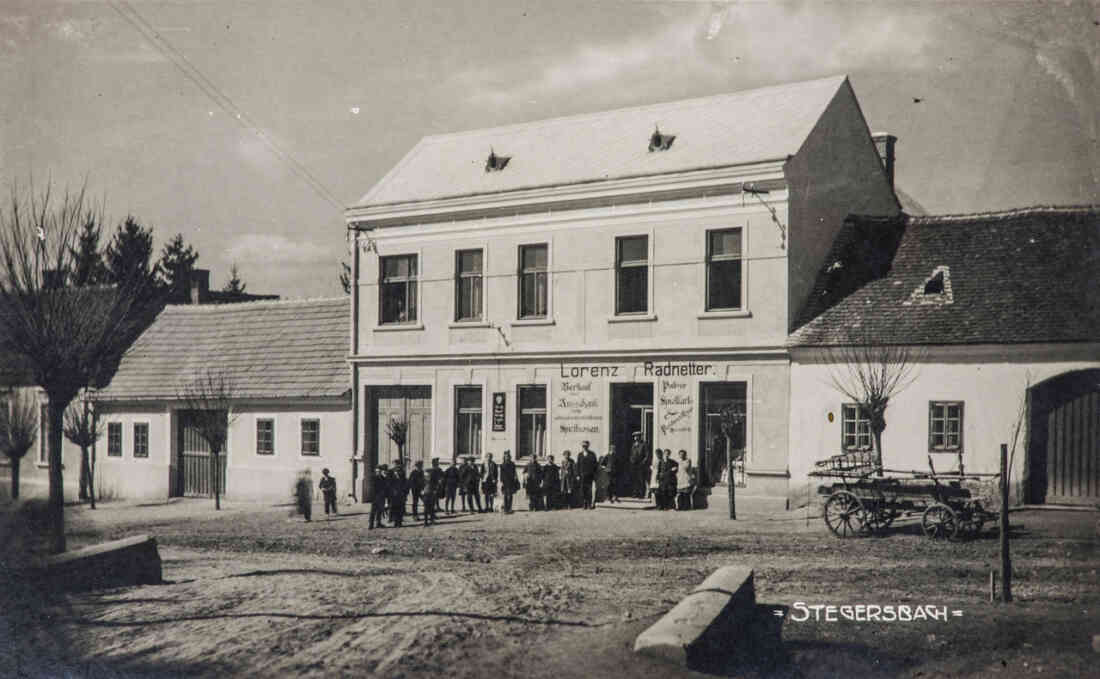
[492,392,506,431]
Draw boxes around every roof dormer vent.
[904,265,953,306]
[485,148,510,172]
[648,125,675,152]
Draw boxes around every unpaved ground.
[2,497,1098,678]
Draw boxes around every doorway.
[368,386,432,467]
[610,382,653,459]
[1027,369,1100,505]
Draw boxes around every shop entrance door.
[368,386,432,468]
[610,383,653,496]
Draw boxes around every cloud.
[455,2,939,109]
[224,234,332,267]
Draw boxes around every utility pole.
[1000,443,1012,602]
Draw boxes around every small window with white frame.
[928,401,963,452]
[454,386,482,459]
[301,419,320,456]
[615,235,648,314]
[256,418,275,456]
[107,422,122,457]
[379,254,418,324]
[455,249,484,322]
[841,404,872,451]
[518,244,548,319]
[706,228,743,311]
[133,422,149,458]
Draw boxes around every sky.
[1,0,1097,299]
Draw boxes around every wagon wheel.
[824,490,872,538]
[921,503,959,540]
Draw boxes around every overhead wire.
[108,0,346,213]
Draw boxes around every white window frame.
[132,421,150,459]
[607,228,656,322]
[453,385,484,460]
[515,242,551,322]
[516,383,548,459]
[841,403,872,452]
[451,244,491,327]
[107,421,123,458]
[928,401,964,453]
[377,252,420,326]
[300,418,321,457]
[256,417,275,456]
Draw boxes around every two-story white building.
[346,75,901,507]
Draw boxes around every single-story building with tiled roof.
[93,297,352,502]
[788,206,1100,507]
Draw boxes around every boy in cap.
[319,468,338,516]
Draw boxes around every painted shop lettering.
[644,361,713,377]
[560,364,618,378]
[558,396,598,410]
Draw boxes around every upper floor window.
[133,422,149,458]
[929,401,963,452]
[107,422,122,457]
[706,228,742,311]
[379,254,418,325]
[518,244,548,319]
[301,419,320,456]
[615,235,648,314]
[256,418,275,456]
[841,404,872,451]
[455,249,484,322]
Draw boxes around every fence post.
[727,438,736,520]
[1000,443,1012,602]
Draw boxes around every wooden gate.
[177,410,228,498]
[1029,370,1100,505]
[369,386,432,467]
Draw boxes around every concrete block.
[39,534,162,592]
[634,566,755,666]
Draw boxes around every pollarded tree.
[0,389,39,500]
[0,182,160,552]
[826,336,921,474]
[63,391,102,509]
[178,369,239,510]
[386,417,408,468]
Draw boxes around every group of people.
[293,468,341,522]
[648,448,697,510]
[369,452,525,529]
[523,440,602,510]
[601,432,696,509]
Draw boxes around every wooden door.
[177,410,227,498]
[1045,386,1099,505]
[371,386,432,467]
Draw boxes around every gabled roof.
[97,297,350,401]
[356,75,849,208]
[790,206,1100,347]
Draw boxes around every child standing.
[319,468,338,516]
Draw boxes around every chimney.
[189,268,210,304]
[872,132,897,190]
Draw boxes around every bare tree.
[63,391,102,509]
[718,401,746,519]
[177,369,239,510]
[0,182,160,553]
[826,339,921,473]
[386,417,408,467]
[0,389,39,500]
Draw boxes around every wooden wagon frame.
[809,450,1001,539]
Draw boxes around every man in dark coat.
[482,453,499,512]
[369,465,389,529]
[524,457,542,511]
[408,460,425,519]
[605,444,620,503]
[388,465,407,527]
[295,470,313,522]
[460,457,483,513]
[426,457,445,515]
[660,456,678,510]
[630,432,650,498]
[319,468,338,516]
[541,455,560,510]
[443,460,460,514]
[500,450,519,513]
[576,441,598,510]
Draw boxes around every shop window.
[301,419,320,456]
[455,249,484,322]
[133,422,149,458]
[841,404,872,451]
[706,228,742,310]
[379,254,418,324]
[615,235,648,314]
[455,386,482,459]
[517,385,546,458]
[518,244,548,319]
[256,418,274,456]
[107,422,122,457]
[929,401,963,452]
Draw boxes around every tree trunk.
[84,445,96,509]
[11,457,20,500]
[79,447,89,500]
[212,449,221,510]
[48,399,67,554]
[872,429,885,476]
[726,436,736,520]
